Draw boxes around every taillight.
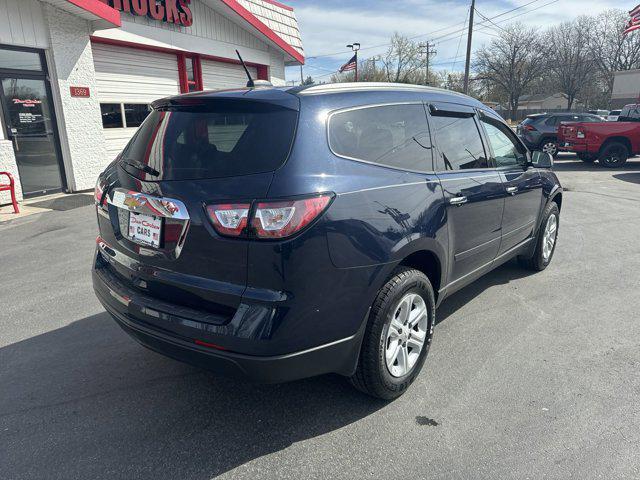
[523,124,537,132]
[206,203,250,237]
[576,128,586,139]
[252,195,332,239]
[94,179,107,209]
[206,194,333,239]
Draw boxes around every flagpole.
[355,49,358,82]
[347,43,361,82]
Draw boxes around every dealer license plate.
[128,212,162,248]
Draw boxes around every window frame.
[477,111,528,170]
[326,101,434,174]
[100,102,125,129]
[427,103,493,172]
[100,102,151,129]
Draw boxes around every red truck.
[558,103,640,168]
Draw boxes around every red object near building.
[0,171,20,213]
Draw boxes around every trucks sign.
[99,0,193,27]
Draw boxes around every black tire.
[350,267,435,400]
[539,138,559,158]
[577,153,595,163]
[518,201,560,271]
[598,141,628,168]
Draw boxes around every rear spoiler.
[152,89,299,112]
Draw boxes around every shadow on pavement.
[0,313,385,480]
[552,157,640,172]
[1,260,540,479]
[436,258,535,324]
[612,172,640,185]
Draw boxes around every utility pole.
[347,42,360,81]
[463,0,475,95]
[299,64,304,85]
[419,42,437,86]
[368,55,380,79]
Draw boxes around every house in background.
[517,93,583,110]
[611,69,640,108]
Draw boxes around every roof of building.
[70,0,304,65]
[519,93,567,103]
[237,0,303,57]
[219,0,304,64]
[55,0,121,28]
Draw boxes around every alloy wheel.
[542,141,558,156]
[384,293,429,378]
[542,214,557,261]
[603,148,622,165]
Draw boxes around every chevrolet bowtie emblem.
[124,196,146,209]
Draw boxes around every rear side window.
[328,104,431,172]
[430,115,488,170]
[544,116,558,127]
[120,103,298,180]
[619,105,640,121]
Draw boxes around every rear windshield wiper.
[121,159,160,177]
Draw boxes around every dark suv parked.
[517,112,603,157]
[93,83,562,399]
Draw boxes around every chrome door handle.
[506,186,518,195]
[449,196,467,206]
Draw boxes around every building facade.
[0,0,303,203]
[611,69,640,109]
[517,93,583,111]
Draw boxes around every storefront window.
[0,49,42,71]
[101,103,123,128]
[124,104,151,127]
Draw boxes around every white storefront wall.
[0,0,298,204]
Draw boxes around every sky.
[283,0,627,83]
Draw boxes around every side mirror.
[531,150,553,169]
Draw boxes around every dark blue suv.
[92,83,562,399]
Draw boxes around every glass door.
[0,46,66,197]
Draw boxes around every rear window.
[119,103,298,180]
[619,105,640,122]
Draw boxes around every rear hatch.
[95,89,299,320]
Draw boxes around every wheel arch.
[599,136,631,155]
[550,190,562,211]
[538,135,558,146]
[397,249,443,303]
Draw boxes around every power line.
[302,0,560,79]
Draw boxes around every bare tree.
[380,33,425,83]
[474,23,547,120]
[584,9,640,98]
[331,34,428,84]
[545,18,595,108]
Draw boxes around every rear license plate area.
[128,212,162,248]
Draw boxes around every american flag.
[624,4,640,35]
[339,54,357,73]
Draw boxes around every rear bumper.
[92,254,366,383]
[559,141,588,152]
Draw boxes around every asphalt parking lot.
[1,155,639,479]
